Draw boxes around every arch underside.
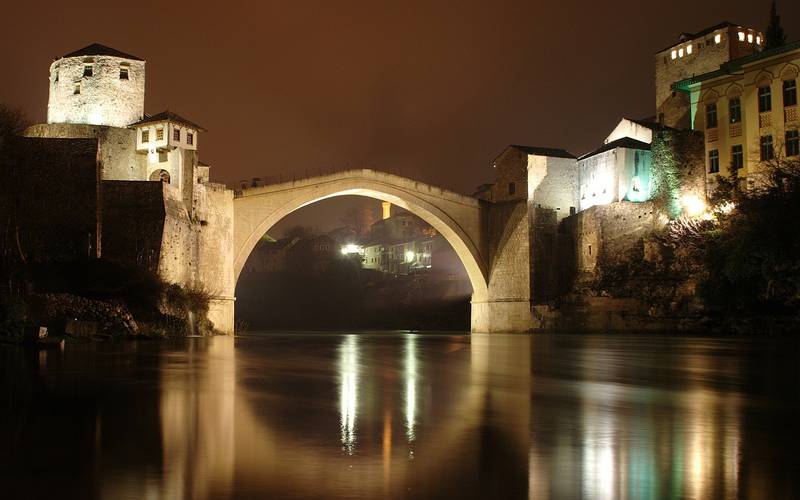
[233,176,488,301]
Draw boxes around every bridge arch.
[232,170,488,304]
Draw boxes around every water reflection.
[404,334,417,444]
[339,335,359,454]
[1,333,799,499]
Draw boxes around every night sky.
[2,0,799,234]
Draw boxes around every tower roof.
[59,43,144,61]
[130,111,207,132]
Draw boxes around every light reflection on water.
[1,333,799,499]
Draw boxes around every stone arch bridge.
[206,169,533,334]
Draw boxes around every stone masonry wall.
[25,123,147,181]
[47,55,145,128]
[101,181,167,270]
[0,137,101,262]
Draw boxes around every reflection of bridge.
[205,169,534,333]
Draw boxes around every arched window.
[149,169,171,183]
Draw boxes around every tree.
[765,1,787,50]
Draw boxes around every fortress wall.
[158,183,197,287]
[197,185,235,333]
[0,137,101,262]
[24,124,147,181]
[101,181,167,271]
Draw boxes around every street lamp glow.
[340,244,363,255]
[405,250,415,262]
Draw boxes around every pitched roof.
[509,145,577,159]
[130,111,207,132]
[60,43,143,61]
[579,137,651,160]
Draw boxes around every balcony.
[759,112,772,129]
[786,105,798,124]
[706,127,718,142]
[729,122,742,137]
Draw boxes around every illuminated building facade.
[655,22,764,129]
[673,41,800,192]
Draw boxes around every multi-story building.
[655,22,764,128]
[673,40,800,191]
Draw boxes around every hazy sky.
[2,0,798,234]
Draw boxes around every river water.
[1,332,799,499]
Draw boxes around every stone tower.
[654,22,763,128]
[47,43,145,128]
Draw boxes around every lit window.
[141,129,150,143]
[758,86,772,113]
[760,135,774,161]
[73,82,80,95]
[678,48,684,57]
[731,145,744,169]
[83,64,93,77]
[738,32,745,41]
[756,36,761,45]
[714,34,722,44]
[784,79,797,107]
[729,97,742,123]
[187,132,194,145]
[156,128,164,141]
[119,65,129,80]
[687,44,693,55]
[173,128,181,141]
[747,33,753,43]
[708,149,720,173]
[671,50,677,60]
[706,103,718,128]
[787,130,800,157]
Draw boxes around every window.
[508,182,516,195]
[678,48,684,57]
[731,145,744,169]
[83,64,93,77]
[760,135,774,160]
[686,44,693,55]
[156,128,164,141]
[787,130,800,157]
[187,132,194,145]
[714,34,722,44]
[173,128,180,141]
[708,149,720,173]
[671,50,677,60]
[738,32,745,41]
[73,82,80,95]
[757,36,761,45]
[119,65,129,80]
[54,70,59,83]
[141,129,150,143]
[729,97,741,123]
[747,33,753,43]
[758,86,772,113]
[706,103,718,128]
[784,79,797,107]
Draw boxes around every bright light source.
[756,36,761,45]
[687,44,693,55]
[747,33,753,43]
[738,32,745,41]
[340,244,363,255]
[714,34,722,44]
[678,48,684,57]
[405,250,415,262]
[681,194,707,217]
[671,50,677,60]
